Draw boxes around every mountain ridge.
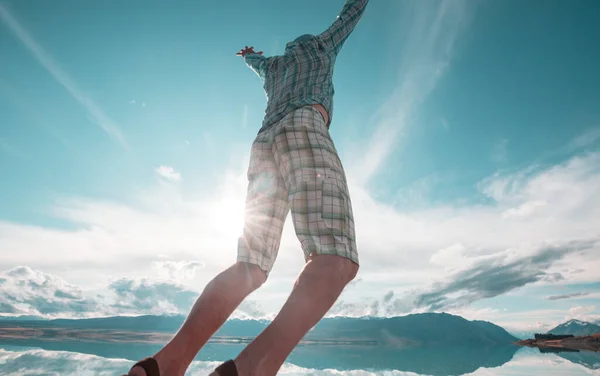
[0,312,517,347]
[548,319,600,336]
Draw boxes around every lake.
[1,338,599,375]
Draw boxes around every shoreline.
[515,334,600,353]
[0,326,378,346]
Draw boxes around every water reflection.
[1,336,599,375]
[540,347,600,371]
[1,336,520,375]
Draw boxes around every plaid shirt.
[244,0,369,133]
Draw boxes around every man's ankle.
[153,349,186,376]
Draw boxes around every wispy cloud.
[491,138,509,164]
[569,127,600,151]
[352,0,468,184]
[414,240,596,311]
[0,4,126,147]
[155,165,181,182]
[547,292,590,301]
[392,172,452,209]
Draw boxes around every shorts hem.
[236,254,273,275]
[303,246,359,266]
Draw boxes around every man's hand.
[236,46,263,57]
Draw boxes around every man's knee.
[308,253,359,285]
[344,258,359,284]
[236,262,268,291]
[347,260,359,282]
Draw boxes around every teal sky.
[1,0,600,332]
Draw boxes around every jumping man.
[127,1,369,375]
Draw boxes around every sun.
[210,191,246,239]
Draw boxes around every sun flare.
[210,191,246,239]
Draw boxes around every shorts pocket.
[321,179,348,238]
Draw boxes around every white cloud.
[0,265,198,318]
[566,305,600,323]
[156,166,182,182]
[429,243,466,267]
[0,4,126,147]
[232,300,268,320]
[0,265,273,319]
[151,260,204,283]
[108,277,197,315]
[501,200,547,218]
[0,266,98,317]
[0,150,599,322]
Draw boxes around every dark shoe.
[213,360,238,376]
[125,357,160,376]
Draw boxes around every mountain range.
[0,312,517,346]
[548,319,600,336]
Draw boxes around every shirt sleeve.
[244,53,269,80]
[317,0,369,55]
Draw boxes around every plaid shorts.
[237,106,359,274]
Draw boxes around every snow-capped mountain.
[548,319,600,336]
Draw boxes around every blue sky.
[1,0,600,332]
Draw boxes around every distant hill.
[0,315,47,321]
[548,319,600,336]
[509,331,536,340]
[307,313,517,346]
[0,312,517,347]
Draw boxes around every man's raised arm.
[245,54,269,79]
[317,0,369,55]
[237,46,269,80]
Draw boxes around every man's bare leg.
[226,254,358,376]
[128,262,266,376]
